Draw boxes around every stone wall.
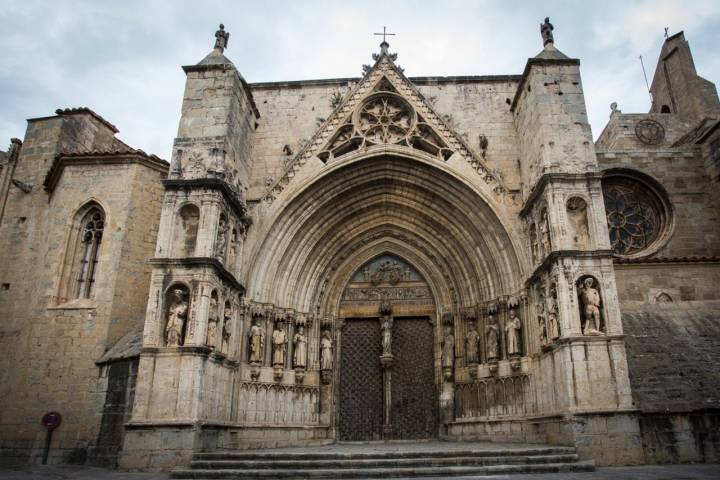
[0,111,167,465]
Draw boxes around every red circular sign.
[41,412,62,430]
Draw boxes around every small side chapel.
[1,19,719,472]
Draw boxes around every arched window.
[74,207,104,299]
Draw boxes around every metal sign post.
[40,412,62,465]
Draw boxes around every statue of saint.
[465,323,479,364]
[380,316,392,356]
[221,303,232,352]
[320,329,333,371]
[580,277,603,335]
[485,314,500,360]
[441,325,455,368]
[272,323,288,367]
[214,24,230,51]
[215,217,227,261]
[505,308,522,355]
[206,296,219,349]
[248,319,265,364]
[293,325,307,369]
[540,210,551,255]
[547,288,560,340]
[165,289,188,347]
[540,17,554,46]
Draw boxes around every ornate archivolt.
[262,54,513,204]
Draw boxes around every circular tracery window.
[602,172,672,257]
[354,93,416,145]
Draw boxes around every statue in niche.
[380,316,393,356]
[248,319,265,364]
[221,303,232,352]
[465,323,480,364]
[441,324,455,368]
[215,217,228,261]
[579,277,604,335]
[206,295,219,349]
[530,223,539,264]
[165,288,188,347]
[485,314,500,360]
[320,329,333,371]
[540,210,551,255]
[547,286,561,340]
[272,323,288,367]
[293,325,308,369]
[505,308,522,356]
[214,24,230,51]
[537,292,548,346]
[228,229,238,268]
[540,17,554,46]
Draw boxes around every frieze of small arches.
[600,169,673,257]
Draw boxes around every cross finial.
[374,26,396,44]
[664,27,669,38]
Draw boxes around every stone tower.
[122,26,255,467]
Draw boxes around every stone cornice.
[614,255,720,265]
[510,57,580,113]
[150,256,245,295]
[44,151,169,193]
[520,172,603,217]
[162,178,252,225]
[526,249,615,285]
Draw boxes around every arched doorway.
[337,254,438,440]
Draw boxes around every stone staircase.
[170,442,594,479]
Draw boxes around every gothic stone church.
[1,22,719,472]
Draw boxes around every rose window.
[355,93,416,145]
[602,177,667,256]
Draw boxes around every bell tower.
[512,18,641,464]
[121,24,256,470]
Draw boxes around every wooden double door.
[338,317,437,441]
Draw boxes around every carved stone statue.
[505,308,522,356]
[380,316,393,356]
[362,266,371,282]
[580,277,603,335]
[293,325,308,369]
[441,325,455,371]
[547,287,560,340]
[215,217,227,261]
[320,329,333,371]
[272,323,288,367]
[206,296,219,349]
[165,288,188,347]
[465,323,480,364]
[228,229,238,268]
[537,294,548,346]
[541,17,554,46]
[214,24,230,51]
[485,315,500,360]
[248,319,265,364]
[540,210,551,255]
[221,303,232,352]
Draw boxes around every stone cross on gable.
[374,26,396,56]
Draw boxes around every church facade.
[1,22,719,470]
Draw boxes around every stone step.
[193,446,577,461]
[189,453,580,470]
[171,460,596,479]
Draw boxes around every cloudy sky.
[1,0,718,159]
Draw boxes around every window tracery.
[75,207,104,299]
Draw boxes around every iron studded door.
[390,317,438,439]
[339,318,383,441]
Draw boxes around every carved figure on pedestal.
[206,294,219,349]
[228,228,238,268]
[214,24,230,51]
[293,325,307,369]
[540,209,551,256]
[272,323,288,367]
[485,314,500,360]
[380,316,393,356]
[441,324,455,380]
[248,319,265,364]
[540,17,554,46]
[215,216,228,261]
[547,286,560,340]
[221,301,232,353]
[465,323,479,364]
[320,329,333,381]
[537,293,548,346]
[579,277,604,335]
[165,288,188,347]
[505,308,522,356]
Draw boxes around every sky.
[1,0,719,159]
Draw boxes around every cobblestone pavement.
[1,464,719,479]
